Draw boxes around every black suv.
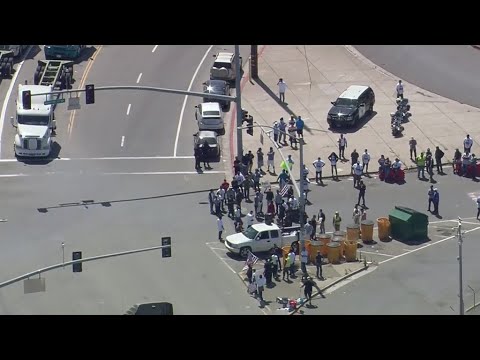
[327,85,375,128]
[203,80,231,112]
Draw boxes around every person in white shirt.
[217,188,225,212]
[338,134,347,159]
[217,216,224,241]
[302,164,309,180]
[256,274,266,302]
[300,248,309,279]
[362,149,371,174]
[272,121,279,144]
[288,250,296,277]
[352,205,360,225]
[313,157,325,184]
[392,158,402,175]
[277,78,287,103]
[291,197,299,210]
[328,152,339,179]
[352,161,363,188]
[396,80,404,99]
[246,210,254,228]
[464,134,473,155]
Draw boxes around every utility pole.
[456,218,465,315]
[250,45,258,79]
[235,45,243,159]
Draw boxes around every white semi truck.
[11,84,56,157]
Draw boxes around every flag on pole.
[280,183,289,196]
[242,251,259,270]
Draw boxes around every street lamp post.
[456,218,465,315]
[234,45,243,160]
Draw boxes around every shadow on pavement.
[37,187,212,213]
[17,142,62,166]
[23,45,41,62]
[253,77,297,118]
[329,111,378,134]
[74,46,98,65]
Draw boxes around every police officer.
[333,211,342,232]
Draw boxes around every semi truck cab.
[11,84,56,157]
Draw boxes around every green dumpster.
[388,206,429,241]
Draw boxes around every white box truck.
[11,84,56,157]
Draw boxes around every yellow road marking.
[67,45,103,138]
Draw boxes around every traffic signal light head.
[246,115,253,136]
[22,90,31,110]
[72,251,83,272]
[85,84,95,104]
[162,237,172,258]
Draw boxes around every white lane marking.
[173,45,214,157]
[379,226,480,265]
[0,174,27,178]
[323,266,377,295]
[206,243,236,274]
[359,250,394,257]
[0,156,195,162]
[136,73,142,84]
[0,45,32,158]
[152,45,158,53]
[120,136,125,147]
[126,104,131,115]
[402,249,413,252]
[102,171,226,175]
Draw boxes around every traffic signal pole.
[235,45,244,159]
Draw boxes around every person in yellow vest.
[416,152,426,179]
[333,211,342,231]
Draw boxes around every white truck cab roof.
[251,223,280,232]
[17,84,53,116]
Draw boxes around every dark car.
[327,85,375,128]
[203,80,231,112]
[125,302,173,315]
[193,130,221,159]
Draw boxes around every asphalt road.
[0,45,258,314]
[353,45,480,108]
[288,169,480,315]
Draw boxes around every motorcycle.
[390,109,410,124]
[396,97,411,112]
[391,120,404,137]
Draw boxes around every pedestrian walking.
[214,194,221,216]
[416,152,426,178]
[201,141,210,168]
[234,205,241,224]
[217,215,224,241]
[453,148,462,174]
[274,190,283,215]
[433,188,440,214]
[264,259,273,286]
[351,149,359,174]
[277,169,289,191]
[274,244,283,271]
[208,189,215,214]
[267,147,275,173]
[257,148,264,172]
[273,121,279,144]
[194,146,202,170]
[464,134,473,155]
[310,215,317,240]
[278,117,287,144]
[301,277,316,306]
[313,157,325,184]
[396,80,404,99]
[246,150,254,173]
[243,173,252,200]
[264,186,274,203]
[338,134,347,160]
[352,161,363,188]
[296,116,305,139]
[427,185,434,212]
[435,146,445,174]
[300,247,308,280]
[362,149,371,174]
[333,211,342,232]
[288,123,297,149]
[304,221,313,242]
[277,78,287,103]
[246,264,253,284]
[271,253,279,279]
[477,196,480,220]
[357,181,366,207]
[256,274,266,302]
[318,209,326,234]
[409,137,417,160]
[253,169,262,192]
[315,251,323,279]
[283,256,290,281]
[361,208,367,221]
[426,154,434,182]
[352,205,360,225]
[288,249,296,277]
[328,152,339,179]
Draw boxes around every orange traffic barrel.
[361,220,375,243]
[346,224,360,242]
[327,242,341,264]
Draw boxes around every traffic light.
[161,237,172,258]
[85,84,95,104]
[72,251,82,272]
[22,90,31,110]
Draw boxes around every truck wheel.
[4,63,11,77]
[65,73,72,89]
[34,70,41,85]
[239,247,252,259]
[0,63,5,76]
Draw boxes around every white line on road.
[0,45,32,158]
[102,171,226,175]
[173,45,214,157]
[136,73,142,84]
[206,243,236,274]
[0,156,195,162]
[379,226,480,265]
[0,174,27,178]
[152,45,158,53]
[126,104,131,115]
[120,136,125,147]
[360,250,394,257]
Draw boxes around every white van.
[195,102,225,133]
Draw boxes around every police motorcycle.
[391,117,404,137]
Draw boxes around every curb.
[471,45,480,51]
[466,302,480,313]
[290,264,370,315]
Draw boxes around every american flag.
[279,183,289,196]
[242,251,259,270]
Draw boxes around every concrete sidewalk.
[235,45,480,183]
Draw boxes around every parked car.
[193,130,221,159]
[210,52,242,84]
[124,302,173,315]
[195,102,225,134]
[203,80,231,112]
[327,85,375,128]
